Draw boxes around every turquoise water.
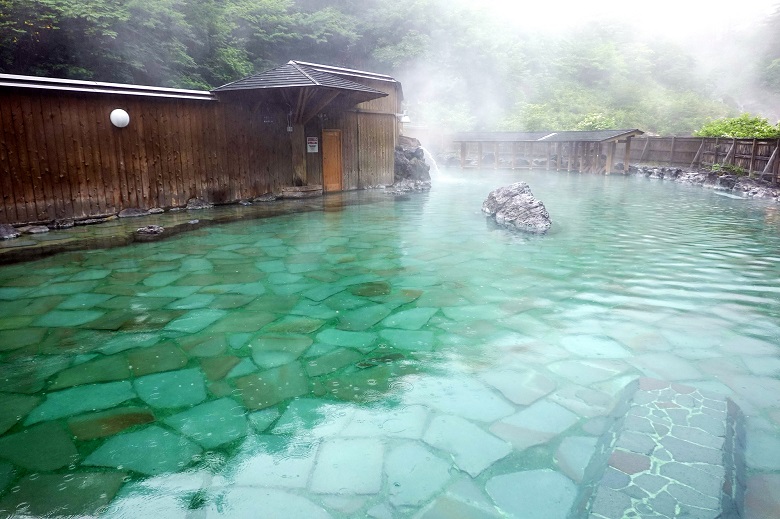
[1,170,779,517]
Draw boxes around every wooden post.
[690,139,705,169]
[623,136,632,173]
[460,142,466,169]
[762,143,778,182]
[546,142,552,171]
[748,138,757,177]
[290,123,307,185]
[669,137,676,166]
[639,138,649,162]
[555,142,561,171]
[775,139,780,185]
[567,143,573,172]
[723,139,736,165]
[477,142,483,170]
[713,137,720,165]
[606,141,616,174]
[494,142,499,169]
[511,142,517,169]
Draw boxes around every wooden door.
[322,129,343,192]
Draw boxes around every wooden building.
[0,61,403,226]
[449,129,644,174]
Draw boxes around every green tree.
[693,113,780,138]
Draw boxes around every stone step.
[575,378,746,519]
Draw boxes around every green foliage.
[710,163,747,176]
[693,113,780,138]
[0,0,773,136]
[576,113,618,131]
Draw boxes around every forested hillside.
[1,0,778,134]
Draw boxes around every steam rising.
[394,0,780,134]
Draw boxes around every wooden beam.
[723,138,736,165]
[494,142,499,169]
[606,141,616,174]
[669,137,676,166]
[477,142,483,170]
[748,138,757,178]
[460,142,466,169]
[290,123,307,185]
[623,136,633,173]
[690,139,705,168]
[299,90,340,126]
[639,138,649,162]
[761,143,778,179]
[713,137,720,164]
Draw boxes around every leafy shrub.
[694,114,780,139]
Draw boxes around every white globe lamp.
[110,109,130,128]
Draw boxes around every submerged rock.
[0,224,20,240]
[118,208,149,218]
[136,225,164,235]
[186,197,213,210]
[26,225,50,234]
[253,193,279,202]
[632,165,780,200]
[482,182,552,234]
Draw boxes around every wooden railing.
[624,137,780,178]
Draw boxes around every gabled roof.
[452,129,644,143]
[212,61,389,104]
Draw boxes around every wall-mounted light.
[110,109,130,128]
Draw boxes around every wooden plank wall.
[0,89,294,225]
[357,113,396,188]
[622,137,780,175]
[324,110,396,190]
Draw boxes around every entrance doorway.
[322,129,343,192]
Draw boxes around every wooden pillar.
[713,137,720,165]
[623,137,633,173]
[460,142,466,169]
[606,141,616,174]
[639,138,649,162]
[555,143,561,171]
[748,138,757,177]
[477,142,483,170]
[763,141,778,184]
[546,142,552,171]
[291,124,307,185]
[690,139,704,169]
[511,142,517,169]
[494,142,499,170]
[774,139,780,185]
[568,143,575,172]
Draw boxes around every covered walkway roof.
[451,129,643,143]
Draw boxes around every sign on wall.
[307,137,319,153]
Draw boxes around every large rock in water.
[391,135,431,193]
[482,182,551,234]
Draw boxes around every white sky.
[473,0,778,37]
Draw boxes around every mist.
[391,0,780,135]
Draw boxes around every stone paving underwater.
[0,170,779,518]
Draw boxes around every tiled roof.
[212,61,389,104]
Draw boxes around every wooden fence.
[439,135,780,183]
[622,137,780,179]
